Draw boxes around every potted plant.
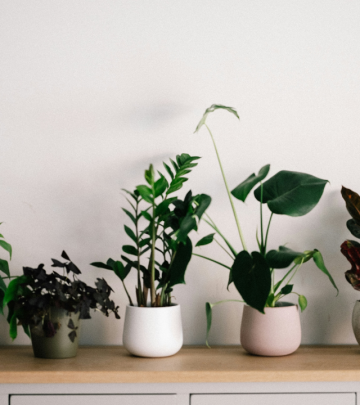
[340,186,360,344]
[91,153,211,357]
[194,104,338,356]
[0,224,15,316]
[4,251,120,359]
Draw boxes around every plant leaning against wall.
[4,251,120,359]
[91,153,211,357]
[194,104,339,355]
[340,186,360,345]
[0,224,15,316]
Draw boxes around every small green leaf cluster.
[92,153,211,307]
[4,251,120,341]
[194,105,339,345]
[0,224,12,315]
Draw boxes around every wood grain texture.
[1,346,360,384]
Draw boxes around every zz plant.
[92,153,211,307]
[193,105,338,344]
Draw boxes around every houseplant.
[194,104,338,356]
[91,153,211,357]
[4,251,120,358]
[340,186,360,344]
[0,224,13,316]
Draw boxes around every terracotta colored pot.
[352,300,360,344]
[123,304,183,358]
[240,302,301,356]
[31,307,81,359]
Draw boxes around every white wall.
[0,0,359,346]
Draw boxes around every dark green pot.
[30,307,81,359]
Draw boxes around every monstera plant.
[91,153,211,307]
[193,105,338,344]
[340,186,360,289]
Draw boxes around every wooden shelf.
[1,345,360,384]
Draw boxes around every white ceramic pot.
[240,302,301,356]
[352,300,360,344]
[123,304,183,358]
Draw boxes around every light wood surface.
[1,345,360,384]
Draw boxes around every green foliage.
[0,225,13,316]
[91,153,211,307]
[194,104,338,344]
[254,171,328,217]
[5,251,120,341]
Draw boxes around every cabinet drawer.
[11,395,176,405]
[191,393,355,405]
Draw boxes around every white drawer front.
[11,395,176,405]
[191,393,355,405]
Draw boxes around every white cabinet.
[11,395,177,405]
[191,393,356,405]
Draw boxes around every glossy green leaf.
[205,302,213,348]
[122,208,136,225]
[194,194,212,219]
[0,289,4,315]
[347,219,360,239]
[154,174,168,198]
[113,261,131,281]
[136,185,153,203]
[90,261,113,270]
[0,258,10,277]
[124,225,137,244]
[298,295,308,311]
[232,251,271,313]
[145,164,154,185]
[194,104,239,133]
[266,246,305,269]
[122,245,138,256]
[280,284,293,295]
[312,250,338,293]
[163,162,174,180]
[196,233,215,247]
[3,275,30,306]
[155,197,177,217]
[177,215,197,243]
[231,164,270,202]
[141,210,152,221]
[0,276,6,292]
[0,240,12,260]
[9,313,17,340]
[168,238,192,287]
[254,171,328,217]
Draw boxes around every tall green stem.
[264,213,273,252]
[205,124,247,252]
[135,199,143,306]
[260,183,264,255]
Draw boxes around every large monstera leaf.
[231,251,271,313]
[254,171,328,217]
[231,164,270,202]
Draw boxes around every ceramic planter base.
[31,307,81,359]
[123,304,183,358]
[240,303,301,357]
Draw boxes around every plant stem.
[122,280,134,306]
[264,213,273,252]
[193,253,231,270]
[274,263,297,293]
[135,199,143,306]
[205,124,247,252]
[260,183,264,255]
[150,206,156,306]
[204,218,237,257]
[214,238,234,259]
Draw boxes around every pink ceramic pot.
[240,303,301,356]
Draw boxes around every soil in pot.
[30,307,81,359]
